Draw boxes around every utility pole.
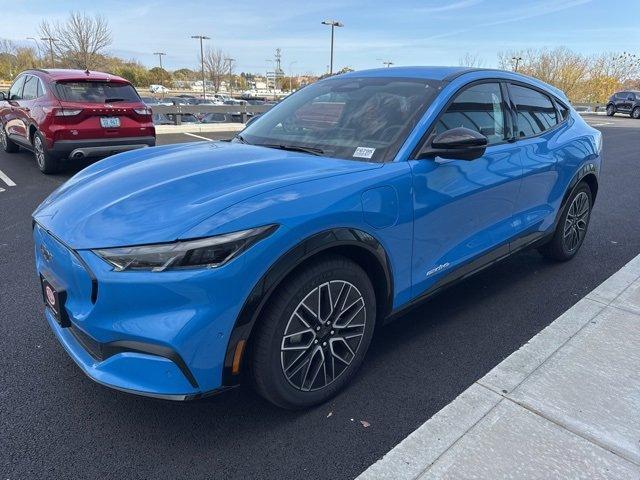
[153,52,166,97]
[191,35,210,98]
[512,56,523,72]
[40,36,57,67]
[224,57,235,96]
[321,20,343,75]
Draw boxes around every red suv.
[0,69,155,173]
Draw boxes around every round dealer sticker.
[45,286,56,307]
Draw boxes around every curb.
[357,254,640,479]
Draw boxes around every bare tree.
[202,48,227,93]
[458,52,484,68]
[39,12,112,69]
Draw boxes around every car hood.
[33,142,380,249]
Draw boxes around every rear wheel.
[632,107,640,119]
[250,255,376,409]
[538,182,592,261]
[606,104,615,116]
[33,132,59,174]
[0,124,19,153]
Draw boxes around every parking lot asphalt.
[1,118,639,480]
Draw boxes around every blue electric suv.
[33,67,602,409]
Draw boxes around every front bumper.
[33,223,256,400]
[51,136,156,160]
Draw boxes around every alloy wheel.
[563,191,590,253]
[606,105,614,116]
[34,136,45,168]
[280,280,367,392]
[633,108,640,119]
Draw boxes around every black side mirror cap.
[0,91,6,101]
[417,127,488,161]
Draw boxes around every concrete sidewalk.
[358,254,640,480]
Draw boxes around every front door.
[409,81,522,298]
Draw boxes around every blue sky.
[3,0,639,74]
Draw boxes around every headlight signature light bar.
[93,224,278,272]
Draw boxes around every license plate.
[100,117,120,128]
[41,274,70,327]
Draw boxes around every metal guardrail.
[151,104,273,125]
[572,103,606,112]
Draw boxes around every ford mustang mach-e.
[32,67,601,409]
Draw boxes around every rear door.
[616,92,630,112]
[507,82,564,241]
[14,74,40,143]
[409,81,523,297]
[51,80,152,142]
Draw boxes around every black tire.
[250,254,376,409]
[538,182,593,261]
[632,107,640,119]
[605,104,615,116]
[33,131,59,174]
[0,123,19,153]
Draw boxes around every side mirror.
[418,127,488,161]
[0,91,6,101]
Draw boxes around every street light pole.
[321,20,343,75]
[224,57,235,96]
[40,36,57,67]
[191,35,210,98]
[153,52,166,97]
[512,56,523,72]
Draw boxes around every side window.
[9,76,26,100]
[510,84,558,138]
[557,103,570,121]
[434,82,506,145]
[36,79,45,98]
[22,75,38,101]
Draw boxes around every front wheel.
[605,104,615,116]
[250,255,376,409]
[33,132,59,174]
[632,107,640,119]
[538,182,592,261]
[0,124,19,153]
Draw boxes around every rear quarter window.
[54,81,140,103]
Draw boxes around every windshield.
[54,81,140,103]
[240,76,442,162]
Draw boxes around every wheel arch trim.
[220,227,394,386]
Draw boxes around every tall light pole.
[153,52,166,97]
[40,36,57,67]
[265,59,274,100]
[224,57,235,96]
[288,60,297,92]
[321,20,343,75]
[512,56,523,72]
[191,35,210,98]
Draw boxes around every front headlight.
[93,224,278,272]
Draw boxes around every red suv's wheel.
[1,124,19,153]
[33,132,60,174]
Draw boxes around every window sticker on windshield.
[353,147,376,159]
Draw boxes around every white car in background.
[149,84,169,94]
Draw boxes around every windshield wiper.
[261,143,324,156]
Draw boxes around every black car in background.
[606,90,640,118]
